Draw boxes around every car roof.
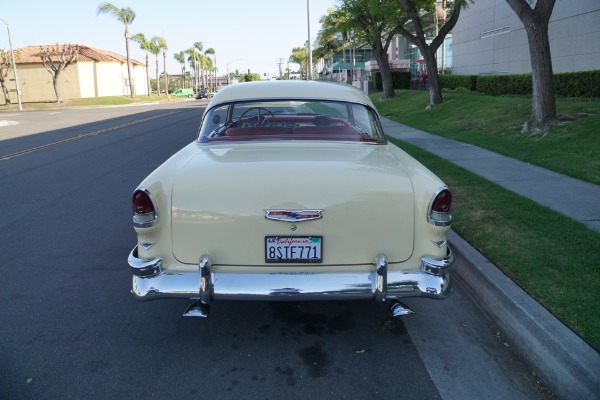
[208,80,376,109]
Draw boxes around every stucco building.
[5,45,147,103]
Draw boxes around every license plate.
[265,236,322,263]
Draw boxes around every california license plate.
[265,236,323,263]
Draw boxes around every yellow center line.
[0,112,177,161]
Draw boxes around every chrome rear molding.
[421,247,454,276]
[128,246,454,305]
[128,246,162,278]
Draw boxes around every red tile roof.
[15,44,144,65]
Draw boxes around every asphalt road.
[0,101,551,399]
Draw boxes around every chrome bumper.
[128,246,453,302]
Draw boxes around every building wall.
[132,64,148,95]
[9,60,149,103]
[77,62,96,98]
[451,0,600,75]
[16,63,82,102]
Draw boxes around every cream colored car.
[129,80,453,318]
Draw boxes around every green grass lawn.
[374,90,600,350]
[375,90,600,185]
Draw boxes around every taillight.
[133,189,158,228]
[428,188,452,226]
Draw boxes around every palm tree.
[174,51,186,88]
[319,7,351,82]
[201,55,213,90]
[204,48,215,91]
[193,42,204,90]
[316,28,341,77]
[289,47,308,79]
[150,36,167,94]
[97,2,136,97]
[131,33,152,96]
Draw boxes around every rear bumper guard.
[128,246,454,302]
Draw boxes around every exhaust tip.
[388,300,414,317]
[183,301,210,318]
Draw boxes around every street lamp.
[306,0,313,80]
[0,17,22,111]
[226,59,241,85]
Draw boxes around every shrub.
[440,75,477,91]
[476,74,532,96]
[372,71,411,90]
[554,70,600,98]
[441,70,599,98]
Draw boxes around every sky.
[1,0,339,77]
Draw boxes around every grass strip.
[375,90,600,185]
[0,94,177,111]
[387,135,600,350]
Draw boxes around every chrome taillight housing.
[428,187,452,226]
[133,189,158,228]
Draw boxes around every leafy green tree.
[238,72,261,82]
[334,0,408,99]
[131,33,152,96]
[97,2,136,97]
[39,44,79,103]
[505,0,556,135]
[396,0,468,108]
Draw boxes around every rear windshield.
[198,99,386,144]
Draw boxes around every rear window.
[198,100,386,144]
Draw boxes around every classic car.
[128,80,453,318]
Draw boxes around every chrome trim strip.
[374,254,387,302]
[421,246,454,276]
[199,255,213,305]
[128,246,162,278]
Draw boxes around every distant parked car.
[128,80,454,319]
[172,88,194,98]
[196,89,209,99]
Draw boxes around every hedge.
[372,71,411,90]
[439,70,599,98]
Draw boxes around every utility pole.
[307,0,313,80]
[277,58,284,80]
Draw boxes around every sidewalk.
[380,118,600,400]
[381,118,600,233]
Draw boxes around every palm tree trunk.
[145,53,150,96]
[163,51,168,95]
[125,25,134,97]
[155,57,159,95]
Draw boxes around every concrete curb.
[449,230,600,400]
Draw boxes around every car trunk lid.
[171,142,415,266]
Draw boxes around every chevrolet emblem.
[265,209,323,222]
